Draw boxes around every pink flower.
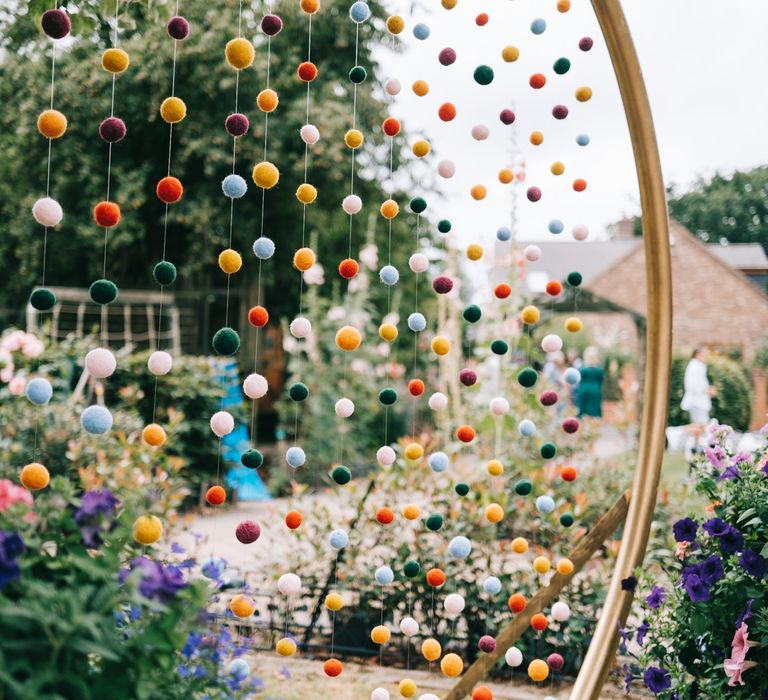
[724,623,759,686]
[2,330,26,352]
[21,337,44,358]
[0,364,14,383]
[0,479,34,512]
[8,376,26,396]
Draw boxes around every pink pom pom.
[85,347,117,378]
[210,411,235,437]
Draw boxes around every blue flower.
[719,526,744,554]
[740,550,767,578]
[121,556,187,602]
[702,517,728,537]
[0,531,24,589]
[683,573,710,603]
[717,465,741,481]
[74,489,119,549]
[672,518,698,542]
[643,666,671,694]
[698,555,724,587]
[182,632,203,658]
[637,621,650,645]
[645,586,666,609]
[171,542,185,554]
[621,576,638,592]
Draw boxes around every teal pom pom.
[331,465,351,484]
[241,449,263,468]
[454,482,469,496]
[491,339,508,355]
[463,305,482,323]
[153,261,177,286]
[560,512,575,527]
[425,513,443,531]
[348,65,367,83]
[89,279,119,305]
[567,271,583,287]
[212,327,240,355]
[289,382,309,401]
[437,219,451,233]
[30,288,56,311]
[403,560,421,578]
[553,57,571,74]
[540,442,557,459]
[473,64,494,85]
[378,387,397,405]
[410,196,427,214]
[517,367,538,388]
[514,479,532,495]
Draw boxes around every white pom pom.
[290,317,312,338]
[210,410,234,437]
[523,244,542,262]
[32,197,63,227]
[505,646,523,667]
[399,617,419,637]
[384,78,401,96]
[444,593,465,616]
[371,689,390,700]
[277,573,301,595]
[408,253,429,273]
[572,224,589,241]
[489,396,510,416]
[300,124,320,145]
[428,392,448,411]
[148,350,172,376]
[541,334,563,352]
[471,124,490,141]
[551,601,571,621]
[376,445,396,466]
[335,397,355,418]
[243,373,268,399]
[85,347,117,379]
[437,160,456,178]
[342,194,363,215]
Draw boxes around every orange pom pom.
[560,465,577,481]
[206,485,226,505]
[531,613,548,631]
[142,423,166,446]
[472,686,493,700]
[248,305,269,327]
[545,280,562,296]
[338,258,359,279]
[408,379,425,396]
[508,593,526,613]
[285,510,303,529]
[323,658,343,677]
[382,117,401,136]
[297,61,317,82]
[376,507,395,524]
[438,102,457,121]
[529,73,546,89]
[93,201,121,228]
[426,568,446,587]
[573,178,587,192]
[456,425,475,443]
[156,176,183,204]
[494,283,512,299]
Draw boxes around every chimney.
[611,217,636,240]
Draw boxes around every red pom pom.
[338,258,359,279]
[297,61,317,82]
[323,658,343,677]
[562,417,580,434]
[235,519,261,543]
[93,201,121,227]
[205,485,226,505]
[248,305,269,327]
[527,186,542,202]
[285,510,303,529]
[475,12,489,25]
[438,102,457,121]
[531,613,548,631]
[382,117,401,136]
[376,507,394,524]
[432,275,453,294]
[494,283,512,299]
[539,390,558,406]
[426,567,446,587]
[545,280,562,296]
[529,73,546,89]
[573,178,587,192]
[560,465,577,481]
[459,369,477,386]
[156,176,183,204]
[408,379,425,396]
[456,424,475,443]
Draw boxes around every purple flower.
[717,465,741,481]
[637,620,650,645]
[683,573,711,603]
[646,586,666,609]
[739,550,767,578]
[621,576,638,592]
[673,518,698,542]
[643,666,672,694]
[704,445,727,468]
[719,526,745,554]
[0,531,24,589]
[732,451,750,465]
[623,663,633,693]
[171,542,185,554]
[699,555,724,587]
[703,518,728,537]
[74,489,119,549]
[121,556,187,603]
[736,600,753,628]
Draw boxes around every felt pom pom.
[212,327,240,355]
[489,397,510,415]
[252,161,280,189]
[335,325,361,351]
[541,334,563,352]
[579,36,594,51]
[93,201,121,228]
[506,647,524,667]
[349,65,367,83]
[342,195,362,215]
[438,47,456,66]
[456,425,475,443]
[166,15,190,40]
[37,109,67,139]
[437,160,456,178]
[536,495,555,513]
[518,418,536,436]
[85,347,117,378]
[293,247,315,271]
[298,61,318,82]
[32,197,63,227]
[494,283,512,299]
[474,64,494,85]
[156,176,183,204]
[243,373,268,399]
[225,113,249,136]
[529,73,546,89]
[470,184,487,200]
[407,313,426,332]
[335,397,355,417]
[540,390,558,406]
[81,405,113,434]
[349,1,371,23]
[463,305,481,323]
[432,276,453,294]
[148,350,173,376]
[89,279,119,305]
[431,336,450,355]
[428,392,448,411]
[285,446,306,468]
[210,410,235,437]
[552,104,569,120]
[142,423,166,446]
[324,659,343,677]
[101,48,130,74]
[329,528,349,549]
[379,199,399,219]
[376,445,396,466]
[338,258,359,279]
[30,288,56,311]
[413,22,430,39]
[289,382,309,401]
[253,237,275,259]
[289,317,311,338]
[577,133,591,146]
[99,117,127,143]
[25,378,53,405]
[133,514,163,544]
[471,124,489,140]
[382,117,401,137]
[384,78,401,95]
[345,129,364,149]
[562,417,580,433]
[378,388,397,405]
[300,124,320,144]
[222,174,247,199]
[41,8,71,39]
[409,253,428,273]
[386,14,404,33]
[459,368,477,386]
[261,13,283,35]
[160,96,187,123]
[225,37,255,69]
[218,248,242,274]
[466,243,484,261]
[379,265,399,286]
[526,187,542,203]
[248,305,269,327]
[378,323,398,342]
[438,102,456,121]
[206,485,226,505]
[552,601,571,621]
[478,635,496,653]
[296,183,317,205]
[285,510,303,529]
[241,448,263,468]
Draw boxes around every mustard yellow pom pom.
[252,161,279,189]
[498,168,514,184]
[276,637,297,656]
[412,80,429,96]
[325,592,344,611]
[20,462,49,491]
[575,86,593,102]
[422,638,441,661]
[229,593,256,618]
[380,199,399,219]
[101,48,130,74]
[371,625,391,644]
[556,558,574,575]
[133,515,163,545]
[470,185,487,201]
[402,503,421,520]
[487,459,504,476]
[225,37,255,70]
[466,244,483,261]
[485,503,504,524]
[528,659,549,682]
[521,306,540,324]
[404,443,424,461]
[293,247,316,272]
[37,109,67,139]
[142,423,166,446]
[530,131,544,146]
[412,140,430,158]
[431,336,450,356]
[511,537,529,554]
[386,15,404,34]
[160,97,187,124]
[533,556,551,574]
[551,161,565,176]
[565,317,583,333]
[218,248,243,274]
[441,0,457,9]
[344,129,364,149]
[399,679,417,698]
[257,88,279,113]
[502,45,520,62]
[296,183,317,204]
[335,325,362,351]
[440,653,464,677]
[379,323,398,342]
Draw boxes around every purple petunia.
[121,556,187,603]
[673,518,698,542]
[646,586,667,609]
[736,599,753,628]
[698,555,724,587]
[717,465,741,481]
[643,666,672,694]
[704,445,727,469]
[623,663,633,694]
[637,620,650,645]
[0,531,24,589]
[74,489,119,549]
[703,517,728,537]
[621,576,638,592]
[739,550,767,579]
[683,573,711,602]
[719,526,745,554]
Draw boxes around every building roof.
[709,243,768,270]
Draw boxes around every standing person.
[577,346,604,418]
[681,348,715,427]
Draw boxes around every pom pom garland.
[81,405,113,434]
[99,117,127,143]
[20,462,50,490]
[32,198,63,227]
[225,113,250,137]
[41,9,71,39]
[166,16,190,40]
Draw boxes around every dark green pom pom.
[378,387,398,405]
[517,367,538,388]
[241,449,263,468]
[437,219,451,233]
[289,382,309,402]
[514,479,533,495]
[89,278,119,305]
[540,442,557,460]
[403,560,421,578]
[553,57,571,75]
[212,327,240,355]
[30,288,56,311]
[455,482,470,496]
[560,512,575,527]
[332,465,351,485]
[473,64,494,85]
[463,304,482,323]
[349,65,367,83]
[491,339,509,355]
[153,260,177,286]
[410,196,427,214]
[425,513,443,531]
[567,271,583,287]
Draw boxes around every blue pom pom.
[329,528,349,549]
[379,265,399,286]
[349,1,370,23]
[448,535,472,559]
[413,22,430,40]
[536,495,555,514]
[548,219,564,234]
[375,565,394,585]
[518,418,536,437]
[227,658,250,680]
[25,377,52,405]
[222,174,248,199]
[531,18,546,34]
[576,134,590,146]
[428,451,449,473]
[564,367,581,385]
[496,226,512,242]
[482,576,502,595]
[407,312,426,332]
[81,405,113,434]
[285,446,306,468]
[253,237,275,260]
[201,556,226,579]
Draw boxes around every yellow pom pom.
[344,129,364,149]
[325,592,344,611]
[441,0,457,9]
[101,48,130,74]
[386,15,404,34]
[576,86,593,102]
[20,462,49,491]
[37,109,67,139]
[252,161,279,189]
[371,625,391,644]
[498,168,514,184]
[225,37,255,70]
[558,0,571,11]
[440,653,464,677]
[501,45,520,62]
[276,637,297,656]
[132,515,163,545]
[533,556,551,574]
[557,558,575,575]
[528,659,549,682]
[335,325,362,351]
[485,503,504,524]
[529,131,544,146]
[470,185,487,201]
[565,317,583,333]
[404,443,424,461]
[296,183,317,204]
[160,97,187,124]
[422,638,441,661]
[379,323,398,342]
[293,247,316,272]
[402,503,421,520]
[399,679,417,698]
[142,423,166,447]
[229,593,256,618]
[487,459,503,476]
[550,161,565,176]
[511,537,528,554]
[466,244,483,261]
[218,248,243,274]
[521,306,540,324]
[412,80,429,96]
[431,336,450,356]
[257,88,279,113]
[412,140,430,158]
[300,0,320,14]
[380,199,399,219]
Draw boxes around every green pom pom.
[540,442,557,460]
[89,278,119,305]
[517,367,538,388]
[289,382,309,402]
[553,57,571,75]
[410,196,427,214]
[241,449,263,468]
[437,219,451,233]
[514,479,533,496]
[463,304,481,323]
[153,260,177,286]
[212,327,240,355]
[425,513,443,531]
[29,288,56,311]
[491,339,508,355]
[473,64,494,85]
[560,512,575,527]
[331,465,351,485]
[348,65,367,83]
[403,560,421,578]
[378,387,398,405]
[454,482,469,496]
[567,271,583,287]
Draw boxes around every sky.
[374,0,768,246]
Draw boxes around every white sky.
[375,0,768,245]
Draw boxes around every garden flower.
[698,555,724,587]
[0,530,24,588]
[623,663,633,693]
[704,445,727,469]
[683,572,711,602]
[719,526,745,554]
[703,517,728,537]
[8,376,26,396]
[645,586,666,609]
[621,576,638,592]
[643,666,672,694]
[637,621,650,645]
[717,465,741,480]
[0,479,33,512]
[724,623,759,686]
[121,556,187,603]
[74,489,119,549]
[739,550,767,578]
[735,600,753,628]
[672,517,698,542]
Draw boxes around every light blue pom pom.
[548,219,564,234]
[536,495,555,514]
[329,528,349,549]
[531,18,546,34]
[349,1,370,23]
[407,312,426,332]
[428,451,449,473]
[448,535,471,559]
[227,658,250,680]
[222,174,248,199]
[25,377,52,405]
[201,556,226,579]
[564,367,581,385]
[518,418,536,437]
[413,22,430,40]
[81,405,113,434]
[482,576,502,595]
[375,565,394,585]
[576,134,590,146]
[253,236,275,260]
[286,446,306,468]
[379,265,399,286]
[496,226,512,242]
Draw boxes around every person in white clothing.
[681,348,716,426]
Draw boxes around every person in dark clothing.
[577,346,604,417]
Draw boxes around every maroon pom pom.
[547,653,565,671]
[225,113,249,137]
[99,117,127,143]
[438,47,456,66]
[432,275,453,294]
[41,9,71,39]
[552,104,569,120]
[459,369,477,387]
[562,417,580,434]
[579,36,594,51]
[527,186,542,202]
[235,519,261,544]
[499,109,515,125]
[539,390,558,406]
[261,14,283,36]
[478,635,496,653]
[166,15,190,40]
